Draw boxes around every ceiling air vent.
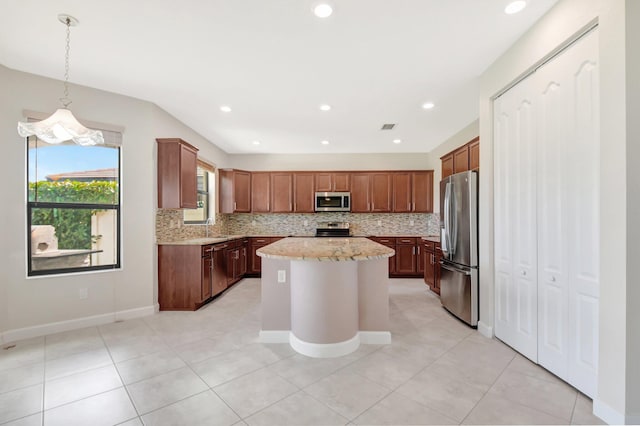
[381,123,396,130]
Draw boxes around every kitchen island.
[257,237,395,357]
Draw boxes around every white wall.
[0,64,227,341]
[478,0,633,422]
[227,152,430,172]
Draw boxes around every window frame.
[184,165,215,224]
[26,139,122,277]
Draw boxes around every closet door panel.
[493,76,538,362]
[566,30,600,398]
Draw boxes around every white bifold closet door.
[494,28,599,398]
[494,73,538,363]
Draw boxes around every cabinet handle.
[417,246,420,255]
[412,247,415,255]
[234,202,237,210]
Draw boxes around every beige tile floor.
[0,278,605,426]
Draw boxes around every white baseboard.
[290,332,360,358]
[593,397,624,425]
[359,331,391,344]
[258,330,290,343]
[0,304,157,344]
[477,321,494,338]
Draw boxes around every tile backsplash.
[157,209,440,242]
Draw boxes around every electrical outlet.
[303,220,308,227]
[251,220,256,226]
[78,288,88,300]
[377,220,382,226]
[277,270,286,283]
[410,220,415,226]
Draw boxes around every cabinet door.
[417,243,425,274]
[441,154,454,179]
[234,171,251,212]
[350,173,371,212]
[294,173,315,212]
[395,244,416,274]
[271,173,293,212]
[157,138,199,209]
[315,173,333,191]
[180,144,198,209]
[370,173,392,212]
[333,173,350,191]
[412,171,433,213]
[201,254,212,301]
[392,172,412,213]
[226,248,236,285]
[453,145,470,174]
[423,247,435,286]
[239,245,248,276]
[433,250,442,295]
[251,172,271,212]
[469,138,480,170]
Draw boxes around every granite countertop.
[422,236,441,243]
[157,234,439,246]
[256,237,395,261]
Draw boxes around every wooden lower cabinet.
[423,240,441,294]
[369,237,396,275]
[248,237,283,276]
[369,236,424,278]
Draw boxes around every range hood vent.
[380,123,396,130]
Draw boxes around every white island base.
[257,237,394,358]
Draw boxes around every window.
[184,163,215,224]
[27,133,121,276]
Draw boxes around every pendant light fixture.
[17,14,104,146]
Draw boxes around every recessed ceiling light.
[504,0,527,14]
[319,104,331,111]
[393,139,402,144]
[321,140,330,145]
[313,3,333,18]
[252,140,260,145]
[422,102,435,110]
[220,105,232,112]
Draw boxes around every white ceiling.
[0,0,558,154]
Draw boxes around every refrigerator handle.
[443,182,453,257]
[450,181,457,256]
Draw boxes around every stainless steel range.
[315,222,351,237]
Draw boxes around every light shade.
[18,108,104,146]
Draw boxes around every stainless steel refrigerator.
[439,170,479,326]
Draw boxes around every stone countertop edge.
[157,234,440,246]
[256,237,395,261]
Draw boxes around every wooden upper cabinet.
[219,169,251,213]
[392,173,412,213]
[315,172,350,192]
[294,173,315,212]
[350,173,371,212]
[441,154,454,179]
[157,138,198,209]
[469,137,480,170]
[271,172,293,212]
[453,145,470,174]
[370,173,392,212]
[441,137,480,179]
[412,171,434,213]
[251,172,271,212]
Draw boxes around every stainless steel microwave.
[315,192,351,212]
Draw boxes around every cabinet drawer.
[396,237,417,245]
[370,237,395,246]
[252,238,270,244]
[423,240,435,251]
[201,245,214,256]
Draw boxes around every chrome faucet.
[205,217,214,238]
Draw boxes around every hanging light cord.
[60,17,72,108]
